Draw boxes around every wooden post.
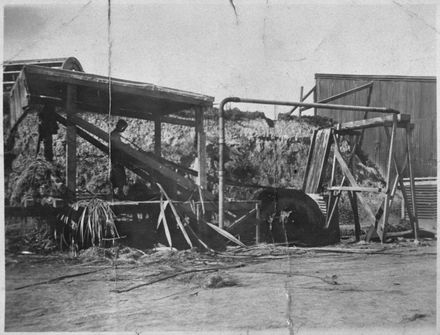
[255,202,261,244]
[298,86,304,118]
[65,84,77,200]
[406,123,419,241]
[313,84,317,116]
[327,125,339,221]
[154,119,161,157]
[377,116,397,241]
[195,107,207,189]
[383,126,416,229]
[348,191,361,241]
[196,202,202,232]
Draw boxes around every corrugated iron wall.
[315,74,436,178]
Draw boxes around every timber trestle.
[304,114,419,243]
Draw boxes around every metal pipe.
[218,97,240,228]
[230,97,397,113]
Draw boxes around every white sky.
[2,0,438,116]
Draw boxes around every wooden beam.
[301,81,374,113]
[56,113,161,191]
[302,129,318,191]
[65,85,77,199]
[154,120,161,156]
[227,208,257,232]
[333,142,376,222]
[195,108,207,189]
[28,94,197,126]
[327,186,382,192]
[298,86,304,117]
[348,191,361,241]
[376,116,397,241]
[289,85,315,115]
[405,123,420,240]
[63,113,196,195]
[336,114,410,132]
[303,128,332,193]
[366,173,400,242]
[255,203,261,244]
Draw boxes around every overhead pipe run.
[218,97,400,229]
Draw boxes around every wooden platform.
[336,114,411,133]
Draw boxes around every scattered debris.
[112,263,244,293]
[9,158,66,206]
[202,273,238,289]
[401,313,428,322]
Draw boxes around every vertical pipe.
[219,102,225,229]
[218,97,240,229]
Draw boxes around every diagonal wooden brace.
[333,144,377,223]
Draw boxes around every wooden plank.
[4,57,67,66]
[406,124,420,239]
[57,113,164,193]
[28,93,197,126]
[327,186,382,192]
[300,81,373,113]
[315,73,436,83]
[348,191,361,241]
[65,85,77,199]
[255,203,261,244]
[325,191,342,229]
[303,128,332,193]
[64,113,196,194]
[376,116,397,241]
[333,144,376,222]
[337,114,410,132]
[195,107,207,189]
[227,208,257,232]
[289,85,315,115]
[302,129,318,191]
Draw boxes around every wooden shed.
[314,73,436,178]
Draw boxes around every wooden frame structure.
[296,79,420,242]
[9,64,213,198]
[325,115,419,242]
[7,61,264,248]
[219,93,419,243]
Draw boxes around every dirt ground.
[4,240,437,334]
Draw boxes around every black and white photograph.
[2,1,437,334]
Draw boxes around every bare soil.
[5,241,436,334]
